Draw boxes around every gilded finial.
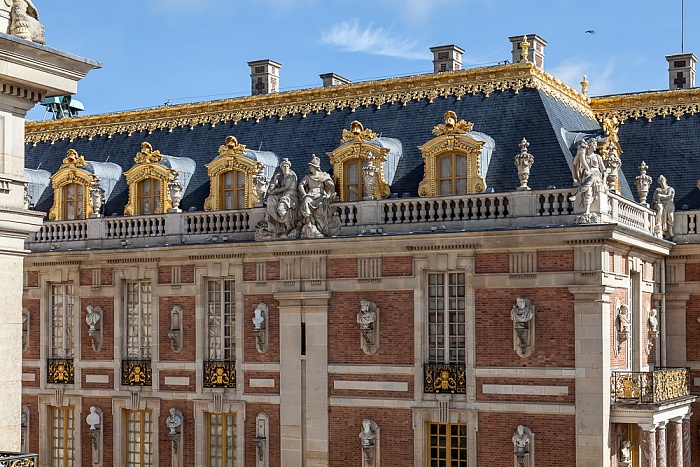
[218,136,246,156]
[581,75,589,97]
[519,35,530,64]
[341,121,377,143]
[61,149,86,168]
[432,111,473,136]
[134,142,162,164]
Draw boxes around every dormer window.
[437,153,468,196]
[49,149,99,221]
[221,169,246,210]
[124,142,178,216]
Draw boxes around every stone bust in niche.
[510,296,534,357]
[357,299,379,355]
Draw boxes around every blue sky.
[26,0,700,120]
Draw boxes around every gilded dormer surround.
[204,136,263,210]
[418,111,487,196]
[327,121,391,201]
[124,142,175,216]
[49,149,98,220]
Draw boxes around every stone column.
[655,421,667,467]
[682,413,692,467]
[639,424,657,467]
[568,285,614,467]
[0,33,98,451]
[668,417,683,467]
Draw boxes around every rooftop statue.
[256,158,300,240]
[298,154,340,238]
[652,175,675,239]
[569,138,608,224]
[10,0,45,44]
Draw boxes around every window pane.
[439,156,452,178]
[207,280,235,360]
[455,154,467,177]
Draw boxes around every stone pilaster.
[656,421,667,467]
[668,417,683,467]
[568,285,614,467]
[640,424,657,467]
[682,413,692,467]
[663,292,690,367]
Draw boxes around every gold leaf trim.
[592,88,700,122]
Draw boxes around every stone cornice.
[592,88,700,122]
[25,63,594,144]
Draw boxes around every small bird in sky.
[585,30,595,35]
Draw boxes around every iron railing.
[0,452,37,466]
[203,360,236,388]
[423,363,466,394]
[121,359,152,386]
[611,368,691,404]
[46,358,74,384]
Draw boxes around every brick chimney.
[508,34,547,68]
[247,59,282,96]
[666,53,697,89]
[430,45,464,73]
[320,73,351,87]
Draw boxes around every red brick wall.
[267,261,280,281]
[243,262,256,281]
[159,401,194,467]
[475,252,509,273]
[244,371,280,395]
[81,397,113,467]
[21,367,39,389]
[101,268,114,286]
[158,266,171,284]
[475,288,575,367]
[610,288,628,369]
[328,374,413,399]
[26,270,38,288]
[537,250,574,272]
[686,263,700,281]
[476,377,575,404]
[327,258,358,279]
[687,295,700,362]
[381,256,412,277]
[81,368,114,390]
[159,295,196,362]
[80,297,115,361]
[22,396,39,456]
[245,403,280,467]
[81,268,114,286]
[80,268,92,286]
[243,261,281,281]
[243,295,279,363]
[328,290,413,365]
[22,298,40,359]
[160,370,196,392]
[329,407,413,467]
[477,413,575,467]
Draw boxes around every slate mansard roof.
[27,61,685,217]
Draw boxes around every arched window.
[221,170,246,210]
[139,178,161,215]
[63,183,85,220]
[437,153,468,196]
[124,143,176,216]
[49,149,98,221]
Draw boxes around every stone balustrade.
[26,187,658,252]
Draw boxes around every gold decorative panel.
[121,359,152,386]
[203,360,236,388]
[123,142,174,216]
[204,136,262,210]
[593,87,700,123]
[611,368,690,404]
[418,111,486,197]
[48,149,98,220]
[424,363,466,394]
[327,121,391,201]
[47,358,74,384]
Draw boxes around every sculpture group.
[256,154,341,240]
[9,0,45,44]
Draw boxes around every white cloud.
[548,59,617,97]
[321,19,430,60]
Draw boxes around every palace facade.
[18,35,700,466]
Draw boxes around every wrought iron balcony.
[121,359,152,386]
[203,360,236,388]
[0,452,37,466]
[611,368,691,404]
[47,358,74,384]
[424,363,466,395]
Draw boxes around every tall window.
[344,159,366,201]
[428,423,467,467]
[125,281,152,359]
[437,153,468,196]
[126,410,153,467]
[50,284,74,359]
[139,178,161,215]
[207,280,235,360]
[207,413,236,466]
[221,170,246,210]
[427,272,465,364]
[50,406,75,467]
[63,183,84,220]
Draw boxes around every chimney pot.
[665,53,697,89]
[320,73,351,87]
[429,45,465,73]
[247,59,282,96]
[508,34,547,68]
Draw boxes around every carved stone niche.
[510,297,535,358]
[167,305,183,353]
[255,412,269,467]
[85,305,102,352]
[614,299,630,358]
[359,419,380,466]
[357,299,379,355]
[253,304,268,354]
[86,406,102,467]
[512,425,534,467]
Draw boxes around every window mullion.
[443,276,449,364]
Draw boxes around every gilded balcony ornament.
[418,111,486,197]
[611,368,690,403]
[204,136,263,210]
[423,363,466,394]
[47,358,74,384]
[203,360,236,388]
[121,359,152,386]
[328,121,391,201]
[48,149,99,221]
[124,142,175,216]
